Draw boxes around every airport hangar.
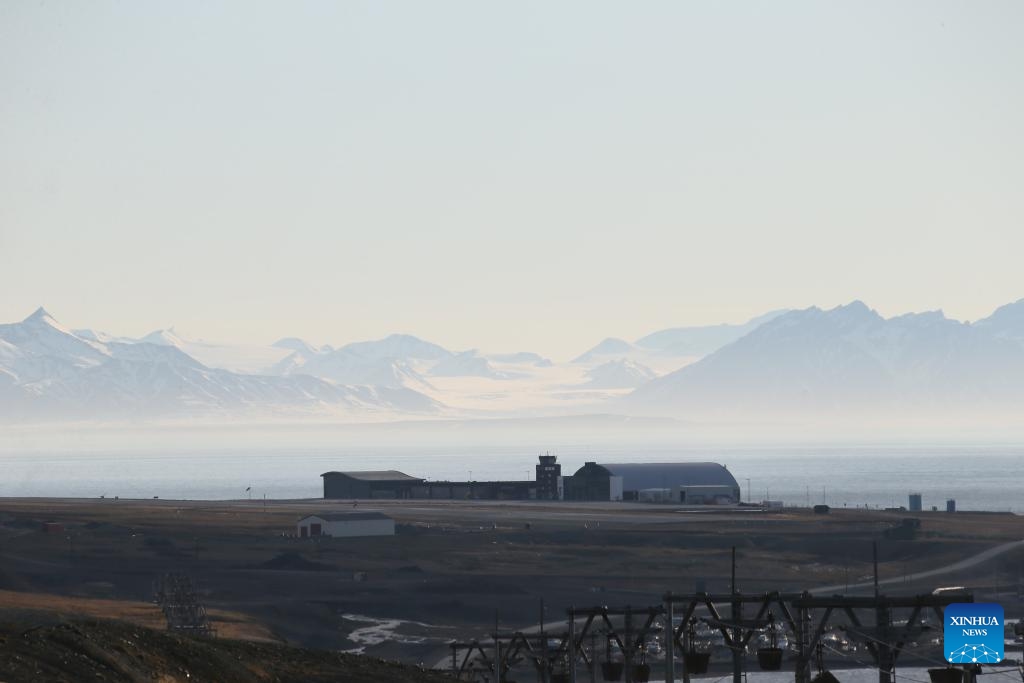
[322,458,741,503]
[320,470,425,499]
[561,461,741,503]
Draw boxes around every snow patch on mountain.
[73,329,136,344]
[272,337,322,355]
[488,351,553,367]
[430,350,511,379]
[583,359,658,389]
[275,348,435,392]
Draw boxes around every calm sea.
[0,443,1020,512]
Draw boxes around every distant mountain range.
[572,310,790,364]
[0,309,442,420]
[6,299,1024,423]
[627,299,1024,418]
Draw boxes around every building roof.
[320,470,423,482]
[300,512,393,522]
[587,462,739,491]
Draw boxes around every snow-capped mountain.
[74,324,296,374]
[583,359,657,389]
[272,347,435,392]
[430,350,510,379]
[572,338,636,364]
[626,301,1024,417]
[0,309,442,421]
[0,308,109,385]
[72,328,136,345]
[338,334,452,361]
[634,309,790,356]
[128,328,292,374]
[271,333,520,385]
[272,337,322,355]
[571,310,790,368]
[139,328,186,347]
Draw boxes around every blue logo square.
[944,603,1003,664]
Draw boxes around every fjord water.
[1,443,1020,512]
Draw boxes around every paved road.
[811,538,1024,595]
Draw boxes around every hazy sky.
[2,2,1022,358]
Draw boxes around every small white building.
[296,512,395,538]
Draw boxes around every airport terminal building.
[321,469,537,500]
[321,457,740,504]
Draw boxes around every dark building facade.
[563,462,615,501]
[322,470,536,500]
[411,480,536,500]
[321,470,424,499]
[535,454,561,500]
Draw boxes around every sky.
[2,1,1022,358]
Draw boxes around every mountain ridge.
[7,300,1024,424]
[626,300,1024,418]
[0,311,444,421]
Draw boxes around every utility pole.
[796,599,811,683]
[494,609,501,683]
[568,606,577,683]
[874,541,880,597]
[590,630,597,683]
[624,605,633,683]
[540,598,548,683]
[664,592,675,683]
[731,547,742,683]
[877,600,893,683]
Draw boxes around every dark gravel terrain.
[0,617,454,683]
